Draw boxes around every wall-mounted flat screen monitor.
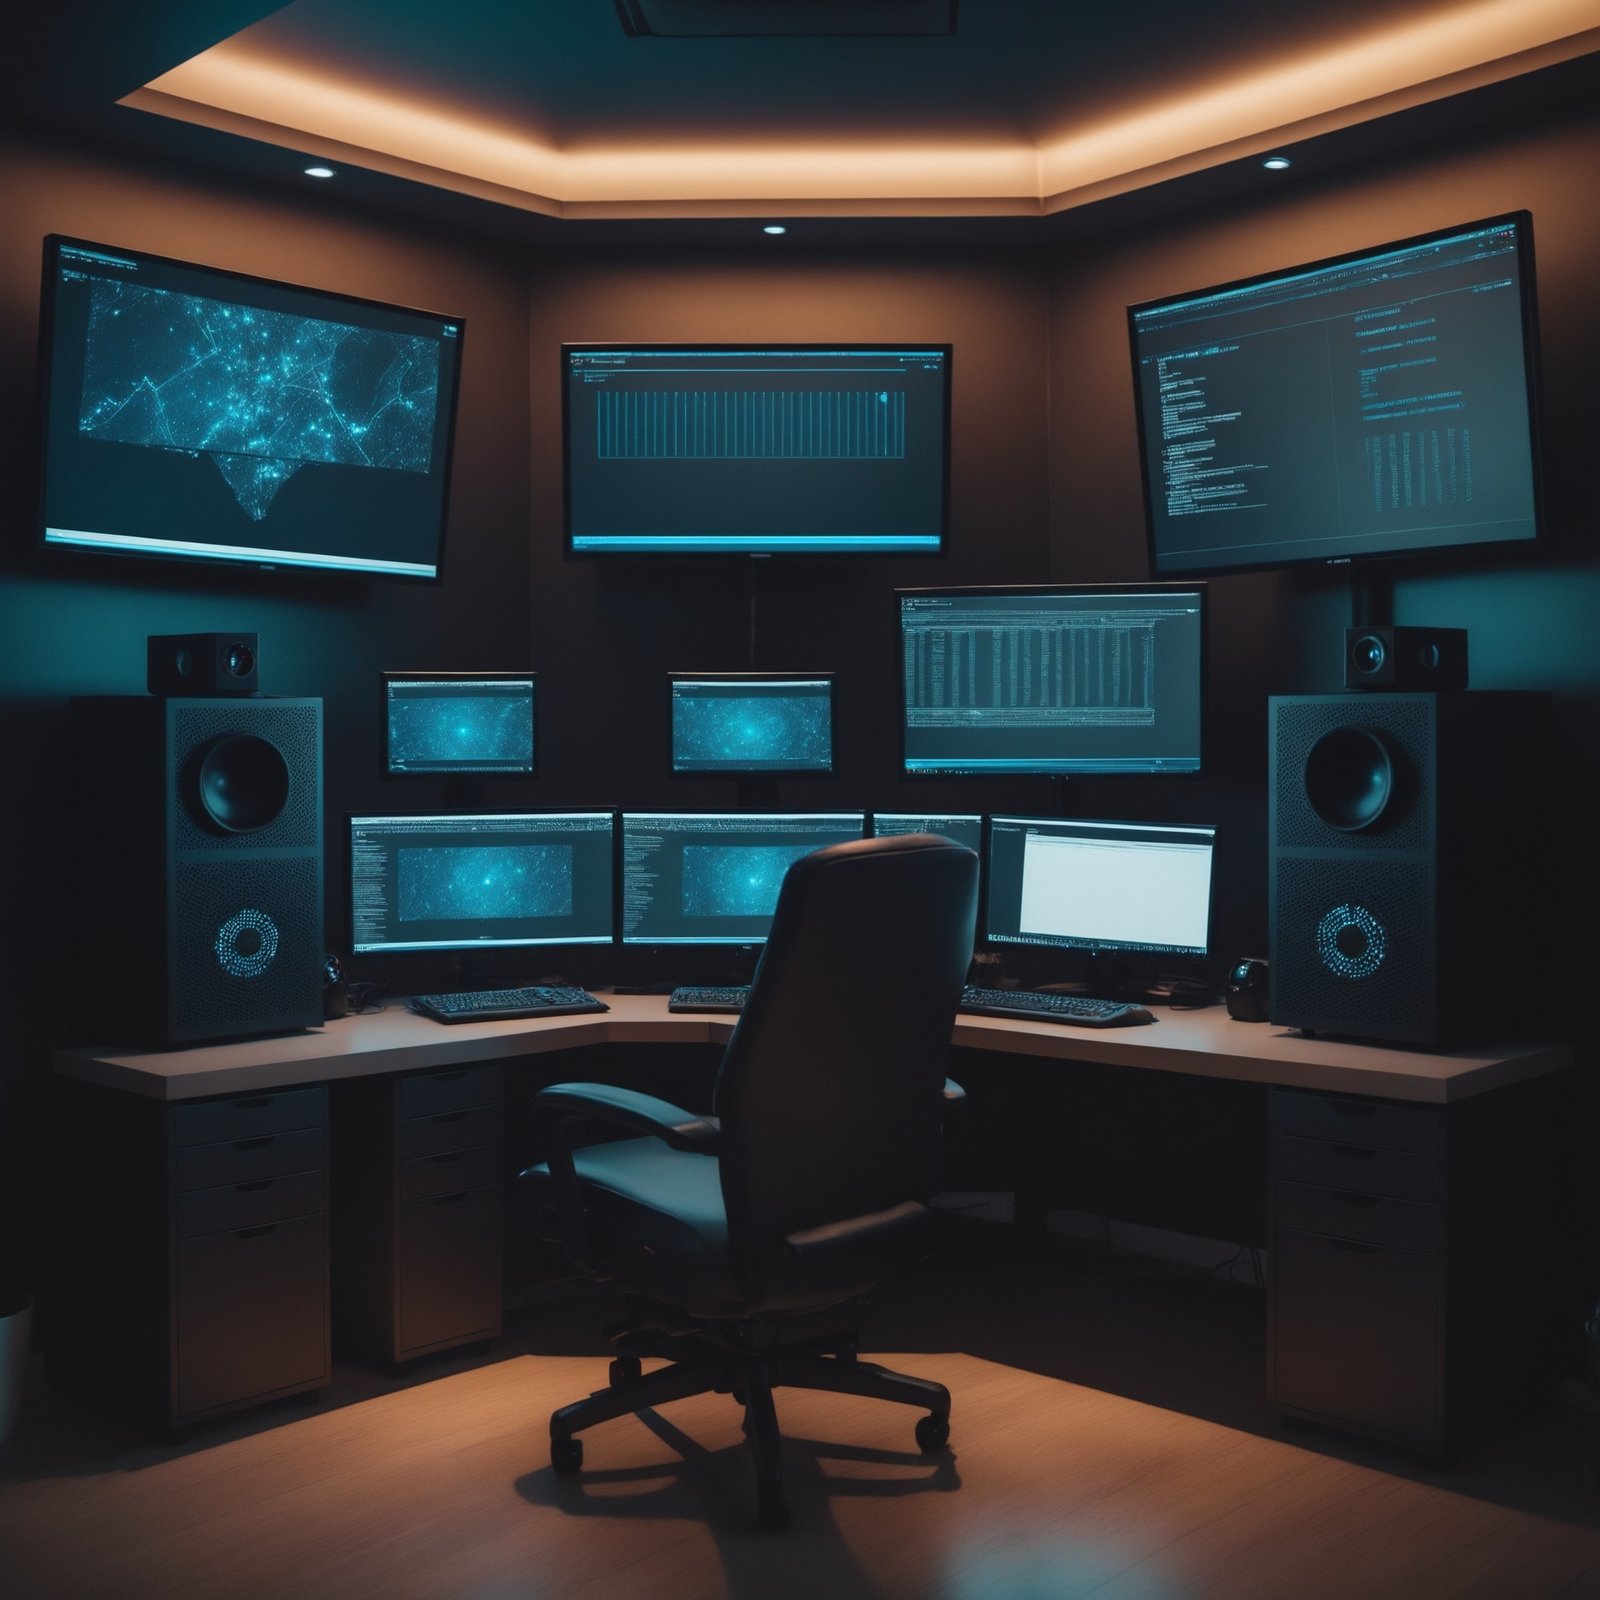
[985,815,1215,958]
[669,672,835,776]
[383,672,536,777]
[898,584,1205,777]
[348,811,614,953]
[38,235,464,579]
[620,811,866,945]
[1128,212,1542,575]
[870,811,983,855]
[563,344,950,555]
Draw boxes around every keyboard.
[409,984,609,1024]
[667,985,751,1013]
[958,984,1155,1028]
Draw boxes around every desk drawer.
[177,1127,327,1193]
[1274,1178,1442,1253]
[1270,1089,1442,1155]
[177,1171,327,1239]
[395,1065,502,1120]
[173,1087,326,1147]
[400,1144,501,1202]
[1272,1133,1439,1203]
[395,1106,499,1161]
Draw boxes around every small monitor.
[620,811,866,945]
[383,672,536,777]
[348,811,614,953]
[38,235,463,579]
[1128,212,1542,575]
[898,584,1206,777]
[870,811,983,855]
[669,672,835,776]
[984,815,1216,958]
[563,344,951,555]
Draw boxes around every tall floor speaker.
[1269,691,1548,1048]
[70,696,324,1045]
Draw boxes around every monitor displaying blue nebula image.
[348,811,613,952]
[669,673,835,776]
[870,811,983,854]
[37,236,463,579]
[621,811,866,945]
[383,673,536,776]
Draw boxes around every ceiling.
[11,0,1600,245]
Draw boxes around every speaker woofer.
[1304,726,1393,831]
[197,734,290,832]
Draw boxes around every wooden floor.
[4,1223,1599,1599]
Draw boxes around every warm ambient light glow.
[131,0,1600,215]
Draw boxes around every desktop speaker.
[147,633,260,696]
[1343,626,1466,691]
[1268,691,1547,1048]
[69,696,323,1045]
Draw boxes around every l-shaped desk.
[53,997,1574,1460]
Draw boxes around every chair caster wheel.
[608,1356,642,1388]
[551,1436,584,1476]
[915,1414,950,1452]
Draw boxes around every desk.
[53,999,1573,1456]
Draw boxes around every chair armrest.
[532,1082,721,1153]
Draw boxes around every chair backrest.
[712,833,978,1304]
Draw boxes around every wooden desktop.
[52,997,1574,1459]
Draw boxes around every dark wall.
[0,125,533,1287]
[1044,100,1600,994]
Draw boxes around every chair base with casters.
[547,1306,952,1531]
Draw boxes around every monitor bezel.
[895,581,1209,779]
[36,232,465,582]
[616,808,868,947]
[380,670,539,780]
[561,341,953,558]
[981,813,1218,961]
[667,670,838,779]
[1126,210,1544,579]
[345,808,616,955]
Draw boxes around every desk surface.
[53,993,1572,1106]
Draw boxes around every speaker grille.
[1273,698,1432,852]
[172,702,321,851]
[1271,857,1434,1040]
[170,856,322,1039]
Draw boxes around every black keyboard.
[409,984,609,1024]
[959,985,1155,1028]
[667,985,750,1013]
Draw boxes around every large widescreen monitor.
[382,672,536,777]
[620,811,866,945]
[669,672,835,776]
[984,815,1216,959]
[563,344,950,555]
[348,811,614,953]
[38,235,464,579]
[898,584,1205,777]
[1128,212,1542,576]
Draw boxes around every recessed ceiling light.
[304,164,336,179]
[763,224,788,235]
[1262,155,1293,171]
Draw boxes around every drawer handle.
[234,1224,278,1240]
[1327,1100,1379,1118]
[234,1179,276,1194]
[1330,1238,1378,1255]
[1328,1189,1380,1209]
[230,1095,274,1110]
[430,1071,466,1083]
[429,1151,466,1166]
[1330,1144,1376,1161]
[233,1136,276,1152]
[431,1111,467,1126]
[432,1191,470,1207]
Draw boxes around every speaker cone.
[1303,726,1393,831]
[197,734,290,832]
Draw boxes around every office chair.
[520,832,978,1530]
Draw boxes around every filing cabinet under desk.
[50,1079,330,1436]
[1268,1074,1569,1462]
[331,1062,504,1369]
